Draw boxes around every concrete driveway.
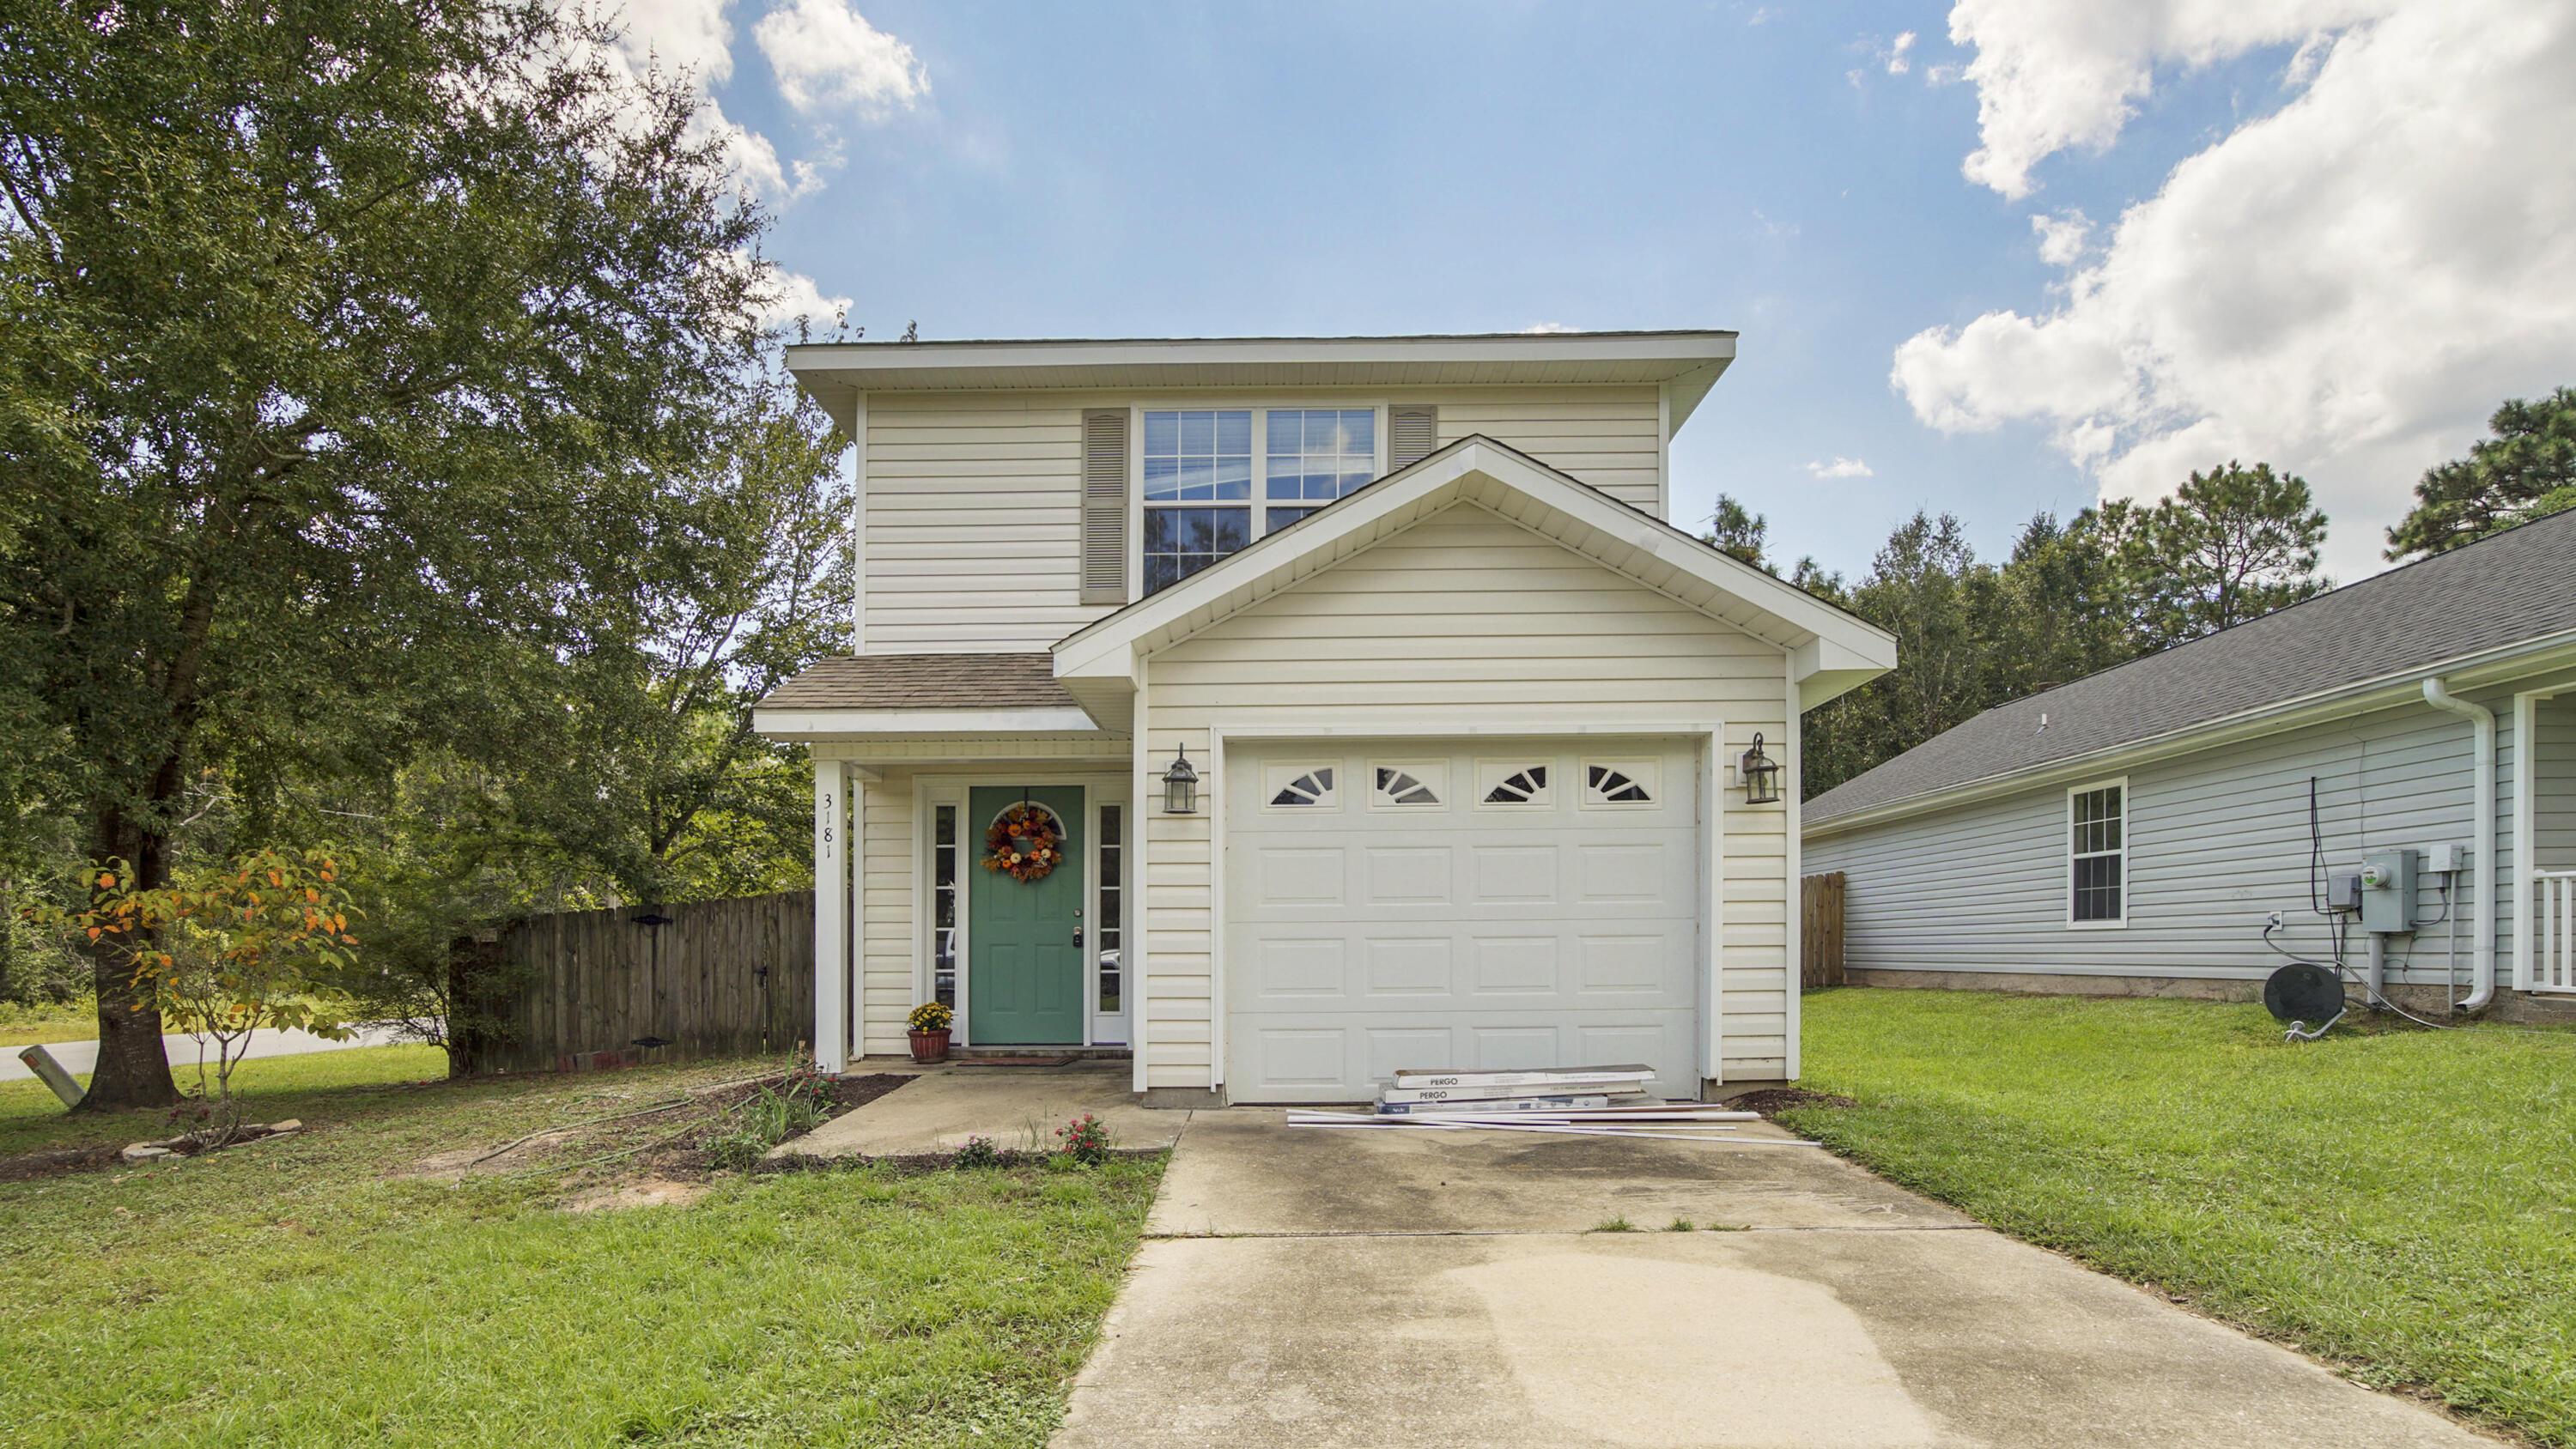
[1055,1108,2497,1449]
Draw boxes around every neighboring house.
[1804,509,2576,1022]
[752,331,1896,1102]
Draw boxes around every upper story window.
[1142,407,1380,594]
[1265,409,1376,530]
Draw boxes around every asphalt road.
[3,1022,416,1082]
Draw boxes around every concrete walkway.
[1056,1107,2500,1449]
[3,1022,416,1083]
[774,1059,1187,1161]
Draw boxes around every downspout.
[2422,677,2497,1011]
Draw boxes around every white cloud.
[756,0,929,116]
[1886,31,1918,74]
[574,0,899,205]
[607,0,736,83]
[1522,322,1577,333]
[1896,0,2576,574]
[1946,0,2392,198]
[750,263,852,329]
[2029,209,2092,267]
[688,97,824,201]
[1806,457,1875,479]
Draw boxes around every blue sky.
[653,0,2576,583]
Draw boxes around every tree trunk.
[72,803,179,1113]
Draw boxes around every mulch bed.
[819,1073,914,1115]
[653,1073,915,1179]
[1726,1087,1856,1118]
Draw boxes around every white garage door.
[1224,739,1703,1103]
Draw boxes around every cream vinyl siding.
[858,770,917,1058]
[1138,500,1793,1088]
[860,386,1674,652]
[1805,689,2522,985]
[1432,386,1663,515]
[865,396,1097,652]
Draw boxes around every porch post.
[813,757,850,1071]
[2514,690,2538,992]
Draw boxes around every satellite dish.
[2263,961,2344,1024]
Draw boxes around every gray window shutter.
[1389,404,1438,468]
[1080,409,1129,606]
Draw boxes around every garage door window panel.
[1370,761,1446,809]
[1265,764,1339,809]
[1582,761,1660,808]
[1477,761,1553,809]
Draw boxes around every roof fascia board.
[786,331,1739,379]
[1056,439,1893,685]
[1807,627,2576,839]
[752,706,1104,738]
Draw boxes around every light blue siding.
[2540,695,2576,870]
[1806,688,2536,989]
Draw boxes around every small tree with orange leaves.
[50,847,361,1141]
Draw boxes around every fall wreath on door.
[982,802,1063,883]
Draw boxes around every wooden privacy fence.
[465,891,816,1074]
[1801,872,1846,990]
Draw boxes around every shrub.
[952,1135,1004,1169]
[1054,1113,1111,1166]
[705,1130,769,1173]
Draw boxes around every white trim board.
[755,707,1108,737]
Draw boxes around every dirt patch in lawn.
[0,1143,123,1183]
[1726,1086,1856,1118]
[399,1070,917,1185]
[563,1177,708,1212]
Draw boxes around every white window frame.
[1127,403,1390,600]
[2066,776,2129,930]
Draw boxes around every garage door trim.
[1206,722,1727,1097]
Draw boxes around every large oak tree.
[0,0,775,1107]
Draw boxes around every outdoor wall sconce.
[1738,733,1783,805]
[1162,743,1200,815]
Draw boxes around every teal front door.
[968,785,1086,1045]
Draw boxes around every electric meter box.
[2359,847,2419,935]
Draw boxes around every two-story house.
[752,330,1894,1104]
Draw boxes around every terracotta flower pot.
[908,1028,951,1064]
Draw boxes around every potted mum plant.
[907,1001,954,1063]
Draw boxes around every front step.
[951,1045,1133,1061]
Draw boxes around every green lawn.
[1788,989,2576,1446]
[0,1046,1163,1447]
[0,999,101,1048]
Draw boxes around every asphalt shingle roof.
[1805,509,2576,827]
[758,653,1074,712]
